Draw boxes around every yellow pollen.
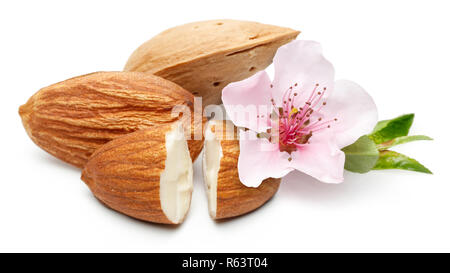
[290,107,299,117]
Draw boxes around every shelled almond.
[203,120,281,219]
[19,71,204,168]
[82,122,193,224]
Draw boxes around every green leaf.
[342,135,380,173]
[373,150,432,174]
[369,113,415,144]
[371,119,391,133]
[377,135,433,150]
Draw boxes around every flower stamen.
[269,82,338,154]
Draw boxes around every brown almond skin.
[208,120,281,219]
[81,124,181,224]
[124,19,300,106]
[19,72,204,168]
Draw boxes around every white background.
[1,0,449,252]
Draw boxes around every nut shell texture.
[124,20,300,105]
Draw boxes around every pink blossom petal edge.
[290,140,345,183]
[238,130,294,187]
[222,71,272,133]
[272,40,335,107]
[318,80,378,148]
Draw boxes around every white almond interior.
[202,122,223,218]
[160,122,193,224]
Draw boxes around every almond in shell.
[124,19,300,105]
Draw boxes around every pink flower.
[222,40,378,187]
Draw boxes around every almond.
[19,71,204,168]
[124,19,300,105]
[81,122,193,224]
[203,120,280,219]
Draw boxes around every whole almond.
[124,19,300,105]
[19,72,204,168]
[82,122,193,224]
[203,120,281,219]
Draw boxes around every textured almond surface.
[208,120,281,219]
[124,19,300,105]
[19,72,203,168]
[81,124,184,224]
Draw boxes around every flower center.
[268,83,337,154]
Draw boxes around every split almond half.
[203,120,281,219]
[81,122,193,224]
[19,71,204,168]
[124,19,300,105]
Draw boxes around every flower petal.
[222,71,273,132]
[272,40,335,107]
[290,141,345,183]
[320,80,378,148]
[238,130,293,187]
